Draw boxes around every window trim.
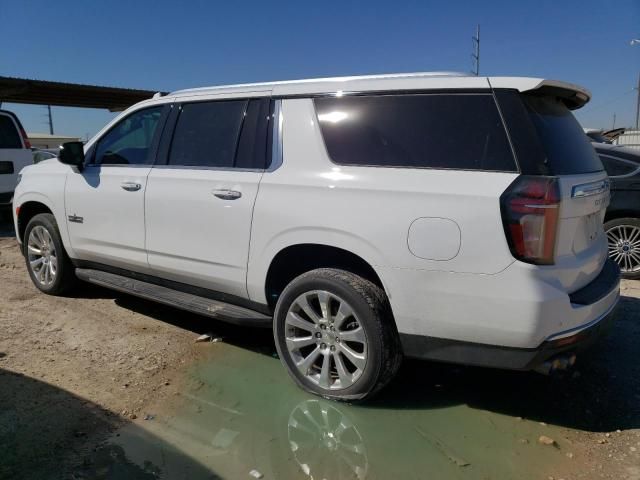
[87,104,170,168]
[267,99,282,172]
[154,97,274,172]
[313,92,520,174]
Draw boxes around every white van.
[12,73,620,401]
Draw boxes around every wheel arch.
[16,199,54,244]
[604,209,640,224]
[263,243,388,310]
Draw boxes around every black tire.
[605,217,640,280]
[23,213,77,295]
[273,268,402,402]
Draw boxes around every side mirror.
[58,142,85,170]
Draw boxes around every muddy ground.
[0,215,638,480]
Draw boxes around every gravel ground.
[0,216,638,479]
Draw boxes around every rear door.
[65,105,168,270]
[145,97,271,298]
[0,111,32,202]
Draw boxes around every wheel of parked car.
[24,213,77,295]
[605,217,640,280]
[273,268,402,402]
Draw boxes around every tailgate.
[552,172,609,292]
[513,91,609,293]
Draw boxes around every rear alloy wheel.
[605,218,640,280]
[274,268,402,402]
[285,290,367,390]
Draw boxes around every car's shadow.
[0,214,15,238]
[70,280,640,434]
[0,367,220,480]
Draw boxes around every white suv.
[12,73,620,401]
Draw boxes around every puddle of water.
[91,343,571,480]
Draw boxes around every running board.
[75,268,272,328]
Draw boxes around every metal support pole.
[47,105,54,135]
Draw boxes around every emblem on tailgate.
[571,179,609,199]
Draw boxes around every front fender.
[13,171,75,258]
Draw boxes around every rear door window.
[0,114,22,149]
[167,98,271,169]
[314,94,516,172]
[169,100,247,168]
[521,95,603,175]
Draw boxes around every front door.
[65,105,167,271]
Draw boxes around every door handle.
[121,182,142,192]
[212,189,242,200]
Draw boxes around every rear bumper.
[400,299,618,370]
[398,258,621,370]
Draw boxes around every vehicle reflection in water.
[288,399,367,480]
[104,343,569,480]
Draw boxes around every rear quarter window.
[0,115,22,149]
[314,94,517,172]
[521,95,603,175]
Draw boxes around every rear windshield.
[314,94,517,172]
[522,95,603,175]
[0,114,22,149]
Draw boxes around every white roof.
[168,72,591,108]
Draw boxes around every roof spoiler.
[523,80,591,110]
[489,78,591,110]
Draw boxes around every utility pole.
[635,72,639,130]
[612,113,616,130]
[632,40,639,130]
[47,105,54,135]
[471,24,480,76]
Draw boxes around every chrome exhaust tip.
[534,354,577,375]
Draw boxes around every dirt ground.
[0,216,639,479]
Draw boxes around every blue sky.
[1,0,638,138]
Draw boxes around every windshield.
[522,95,603,175]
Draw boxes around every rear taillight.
[19,127,31,149]
[500,176,560,265]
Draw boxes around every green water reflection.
[105,342,576,480]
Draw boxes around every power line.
[581,88,635,113]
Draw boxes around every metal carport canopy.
[0,76,166,112]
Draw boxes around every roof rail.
[169,71,470,95]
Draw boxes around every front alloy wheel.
[27,225,58,286]
[23,213,77,295]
